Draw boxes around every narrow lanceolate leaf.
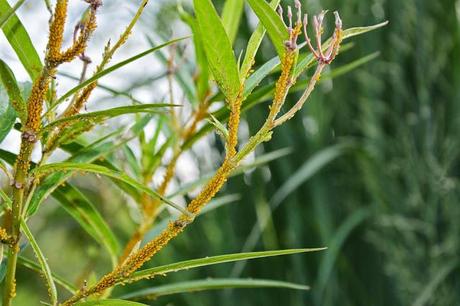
[246,0,289,59]
[32,163,190,216]
[0,84,15,143]
[120,278,309,300]
[41,104,174,133]
[0,0,42,80]
[0,0,26,28]
[57,37,189,105]
[194,0,241,102]
[128,248,326,283]
[0,59,27,122]
[17,255,77,294]
[240,0,281,80]
[27,116,152,216]
[222,0,244,44]
[342,21,389,39]
[20,219,58,305]
[76,300,147,306]
[52,184,120,266]
[244,56,280,98]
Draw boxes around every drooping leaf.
[0,0,26,28]
[222,0,244,44]
[246,0,289,59]
[0,0,43,80]
[119,278,309,300]
[56,37,189,106]
[0,59,26,123]
[31,162,189,216]
[20,219,58,305]
[27,116,152,216]
[128,248,325,283]
[17,255,76,294]
[52,184,120,266]
[193,0,241,102]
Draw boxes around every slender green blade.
[17,255,76,294]
[0,0,42,80]
[129,248,325,282]
[0,83,15,143]
[57,37,189,105]
[20,219,58,305]
[119,278,309,299]
[246,0,288,59]
[32,162,190,216]
[222,0,244,44]
[240,0,281,80]
[194,0,241,102]
[41,104,173,133]
[0,0,26,28]
[76,300,147,306]
[52,184,120,266]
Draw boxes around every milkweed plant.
[0,0,386,305]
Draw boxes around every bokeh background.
[1,0,459,305]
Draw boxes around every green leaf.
[246,0,289,59]
[0,83,15,143]
[0,59,27,123]
[41,104,173,134]
[244,56,280,98]
[52,184,120,266]
[32,162,190,216]
[222,0,244,44]
[0,0,26,28]
[17,255,77,294]
[20,219,58,305]
[177,6,209,103]
[76,300,147,306]
[56,37,189,106]
[27,116,152,216]
[341,21,389,39]
[128,248,325,283]
[240,0,281,80]
[0,0,43,80]
[193,0,241,102]
[119,278,309,299]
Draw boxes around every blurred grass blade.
[246,0,288,59]
[321,52,380,80]
[76,300,147,306]
[119,278,309,299]
[240,0,280,80]
[0,59,27,123]
[41,104,173,133]
[231,143,352,277]
[32,162,190,216]
[128,248,325,283]
[412,260,459,306]
[194,0,241,101]
[316,208,371,303]
[169,148,292,197]
[52,184,120,267]
[0,0,42,80]
[270,143,353,206]
[17,255,76,294]
[222,0,244,44]
[57,37,189,105]
[20,219,58,305]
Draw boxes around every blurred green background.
[2,0,460,305]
